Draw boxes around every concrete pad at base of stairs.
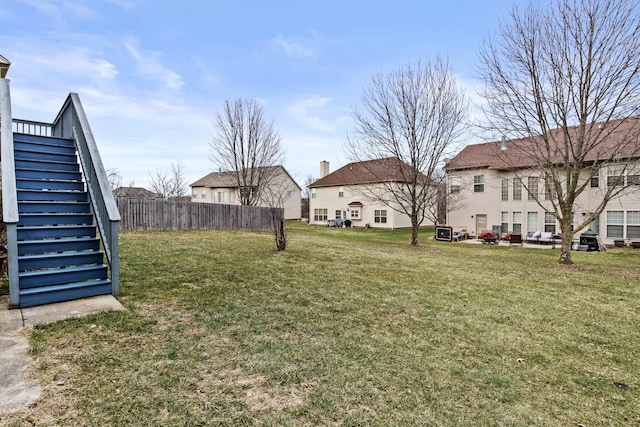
[0,295,125,415]
[0,330,43,414]
[0,300,23,334]
[21,295,125,327]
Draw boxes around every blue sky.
[1,0,519,189]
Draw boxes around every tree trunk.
[270,208,287,251]
[559,235,573,264]
[411,219,419,246]
[558,224,573,265]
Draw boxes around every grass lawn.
[1,222,639,426]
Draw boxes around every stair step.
[14,140,76,156]
[18,213,94,226]
[19,279,112,308]
[16,177,84,192]
[15,147,77,164]
[18,251,105,271]
[18,201,91,214]
[13,133,74,148]
[19,264,108,289]
[16,168,82,182]
[17,189,88,202]
[15,158,80,173]
[18,237,101,256]
[17,225,97,240]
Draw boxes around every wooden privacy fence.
[116,199,282,232]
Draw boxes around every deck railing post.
[1,77,20,307]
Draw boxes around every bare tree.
[210,98,288,250]
[346,57,469,246]
[301,174,315,220]
[169,161,188,199]
[210,98,285,206]
[259,167,298,251]
[478,0,640,264]
[301,174,315,199]
[430,168,448,225]
[148,161,188,200]
[106,167,122,191]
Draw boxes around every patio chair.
[509,233,523,245]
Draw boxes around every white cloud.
[191,55,222,89]
[10,49,118,82]
[268,32,321,60]
[15,0,96,26]
[124,39,184,90]
[286,95,350,133]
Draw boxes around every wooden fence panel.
[115,199,281,232]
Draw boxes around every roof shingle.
[190,166,301,190]
[311,157,425,188]
[446,117,640,171]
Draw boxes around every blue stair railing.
[1,78,20,307]
[52,93,121,300]
[1,78,120,307]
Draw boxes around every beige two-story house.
[191,165,302,219]
[309,158,435,229]
[445,125,640,245]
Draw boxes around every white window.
[350,209,360,219]
[545,178,553,200]
[527,177,539,201]
[527,211,539,234]
[628,164,640,185]
[501,179,509,201]
[607,211,624,238]
[512,211,522,233]
[229,191,235,204]
[544,212,556,233]
[590,172,600,188]
[513,178,522,201]
[626,211,640,239]
[473,175,484,193]
[338,186,344,198]
[192,191,197,199]
[607,165,625,187]
[335,209,342,219]
[201,190,206,199]
[374,209,387,224]
[450,176,460,194]
[311,188,316,199]
[313,208,328,222]
[217,192,223,203]
[501,211,509,235]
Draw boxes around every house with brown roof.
[113,186,160,199]
[445,120,640,245]
[308,158,436,228]
[190,165,301,219]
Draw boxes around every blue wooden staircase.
[13,133,112,307]
[2,76,120,309]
